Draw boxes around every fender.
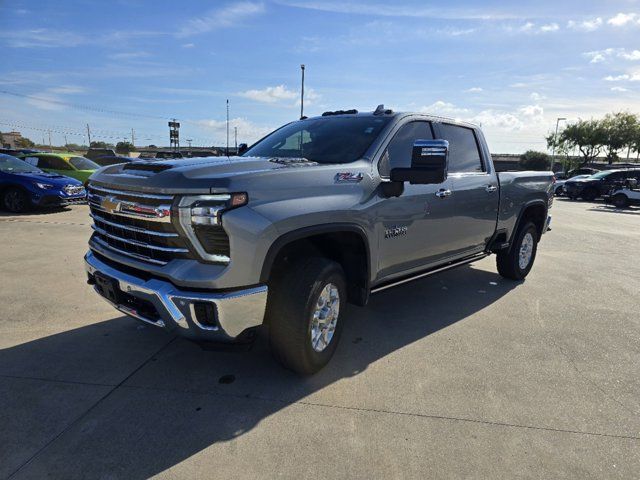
[509,199,548,245]
[259,222,372,287]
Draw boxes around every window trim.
[435,122,486,174]
[376,119,435,179]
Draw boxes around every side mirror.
[390,139,448,185]
[238,143,248,155]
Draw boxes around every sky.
[1,0,640,153]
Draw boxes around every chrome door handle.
[486,185,498,193]
[435,189,452,198]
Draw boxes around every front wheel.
[2,187,30,213]
[266,257,346,374]
[612,193,629,209]
[581,188,598,202]
[496,221,538,280]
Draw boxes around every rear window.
[68,156,99,170]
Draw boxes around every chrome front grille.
[64,184,86,196]
[88,186,193,266]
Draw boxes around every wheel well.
[264,230,370,306]
[519,203,547,240]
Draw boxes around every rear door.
[434,123,499,255]
[375,120,457,277]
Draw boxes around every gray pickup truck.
[85,106,553,374]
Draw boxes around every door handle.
[486,185,498,193]
[435,189,452,198]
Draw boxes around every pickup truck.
[84,106,553,374]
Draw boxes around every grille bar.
[90,213,179,238]
[91,225,189,253]
[89,185,174,200]
[92,236,167,265]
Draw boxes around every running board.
[370,253,489,294]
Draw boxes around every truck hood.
[13,171,82,187]
[88,156,369,194]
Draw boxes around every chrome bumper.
[543,215,552,233]
[84,251,267,341]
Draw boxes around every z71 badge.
[384,225,408,239]
[335,172,364,183]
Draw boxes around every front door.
[375,120,457,278]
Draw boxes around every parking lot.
[0,199,638,479]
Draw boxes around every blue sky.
[1,0,639,153]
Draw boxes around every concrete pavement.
[0,200,638,479]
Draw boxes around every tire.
[581,188,598,202]
[2,187,30,213]
[567,195,577,200]
[554,186,564,196]
[266,257,347,374]
[612,193,629,209]
[496,221,538,281]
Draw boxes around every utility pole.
[48,130,52,151]
[131,128,135,148]
[300,64,305,119]
[64,134,68,148]
[234,127,237,151]
[226,99,230,156]
[86,124,91,146]
[186,139,192,157]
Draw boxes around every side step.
[370,253,489,294]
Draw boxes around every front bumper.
[34,193,87,207]
[84,251,268,341]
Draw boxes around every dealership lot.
[0,200,638,479]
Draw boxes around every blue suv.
[0,153,86,213]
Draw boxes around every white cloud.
[540,23,559,33]
[604,71,640,82]
[418,101,471,117]
[238,84,319,106]
[567,17,603,32]
[607,13,638,27]
[620,50,640,61]
[530,92,545,101]
[48,85,86,95]
[472,110,524,130]
[107,51,151,60]
[464,87,483,93]
[518,104,544,121]
[584,48,640,64]
[178,2,265,37]
[0,28,87,48]
[182,43,195,48]
[611,86,629,92]
[196,117,273,144]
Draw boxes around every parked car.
[84,106,553,374]
[19,152,100,184]
[0,153,86,213]
[92,155,137,167]
[154,151,184,159]
[553,174,590,196]
[567,167,600,178]
[563,169,640,201]
[607,179,640,208]
[85,148,116,161]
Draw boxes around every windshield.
[0,154,43,173]
[243,116,392,164]
[589,171,614,179]
[68,156,100,170]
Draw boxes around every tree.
[519,150,550,171]
[116,141,134,154]
[559,119,607,167]
[65,143,86,152]
[601,112,638,164]
[90,141,114,149]
[16,136,36,148]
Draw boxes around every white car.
[554,174,591,196]
[609,185,640,208]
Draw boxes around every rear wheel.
[581,188,598,201]
[612,193,629,209]
[266,257,346,374]
[554,185,564,196]
[2,187,30,213]
[497,221,538,280]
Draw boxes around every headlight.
[177,193,247,263]
[34,182,54,189]
[188,193,248,226]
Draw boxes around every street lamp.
[551,117,566,172]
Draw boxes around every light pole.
[551,117,566,172]
[226,99,230,156]
[300,64,305,119]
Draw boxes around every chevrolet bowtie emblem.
[101,196,120,214]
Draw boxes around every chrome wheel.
[518,232,534,270]
[310,283,340,352]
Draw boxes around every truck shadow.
[1,264,518,478]
[587,205,640,216]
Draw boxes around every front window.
[68,156,99,170]
[243,116,392,164]
[589,171,614,180]
[0,155,43,173]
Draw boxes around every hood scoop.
[123,162,174,173]
[269,157,318,167]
